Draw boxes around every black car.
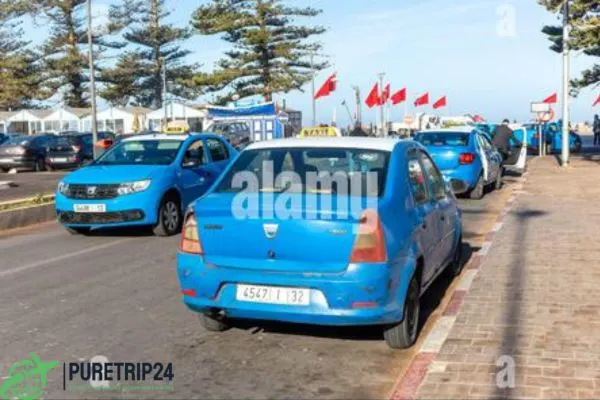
[0,134,54,172]
[45,132,115,171]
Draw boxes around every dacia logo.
[86,186,97,196]
[262,224,278,239]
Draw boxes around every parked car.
[546,121,582,154]
[0,133,8,146]
[45,132,115,171]
[0,134,54,172]
[482,127,528,176]
[210,122,252,150]
[414,127,503,199]
[55,133,237,236]
[177,137,463,349]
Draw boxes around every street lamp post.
[86,0,98,159]
[561,0,570,167]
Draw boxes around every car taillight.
[350,209,387,263]
[14,146,26,155]
[180,213,203,255]
[71,145,81,152]
[533,134,540,140]
[459,153,475,165]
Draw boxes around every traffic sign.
[277,111,289,124]
[537,108,555,122]
[531,102,551,113]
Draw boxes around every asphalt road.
[0,173,521,399]
[0,171,66,202]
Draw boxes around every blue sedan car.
[177,138,463,349]
[414,127,503,200]
[56,133,237,236]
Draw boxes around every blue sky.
[29,0,600,125]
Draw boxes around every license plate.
[52,157,68,162]
[236,284,310,306]
[0,158,12,163]
[73,204,106,213]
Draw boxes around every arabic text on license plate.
[73,204,106,213]
[236,284,310,306]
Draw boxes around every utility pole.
[86,0,98,159]
[311,53,316,126]
[561,0,570,167]
[351,86,361,126]
[378,73,385,137]
[162,58,168,129]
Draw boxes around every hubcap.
[163,201,179,232]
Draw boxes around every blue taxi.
[55,133,237,236]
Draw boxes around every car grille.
[66,184,120,199]
[58,210,145,225]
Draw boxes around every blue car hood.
[63,164,168,184]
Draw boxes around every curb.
[389,168,532,400]
[0,195,56,231]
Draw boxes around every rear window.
[216,147,390,197]
[51,136,81,146]
[2,136,31,146]
[415,132,470,146]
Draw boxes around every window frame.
[206,138,229,163]
[418,149,447,201]
[407,149,431,205]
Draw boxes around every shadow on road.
[84,226,159,238]
[494,208,547,399]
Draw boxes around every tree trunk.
[151,0,163,109]
[257,0,271,102]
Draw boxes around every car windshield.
[216,147,390,197]
[415,132,470,146]
[2,136,31,146]
[94,139,183,166]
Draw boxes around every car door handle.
[421,222,427,230]
[441,215,446,221]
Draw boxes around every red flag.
[433,96,447,110]
[379,84,391,105]
[472,114,486,123]
[593,94,600,107]
[365,83,380,109]
[543,93,557,104]
[391,88,407,105]
[414,93,429,107]
[314,73,337,99]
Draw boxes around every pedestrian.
[492,119,521,160]
[593,115,600,146]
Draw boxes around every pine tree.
[190,0,328,104]
[36,0,123,108]
[0,0,47,109]
[106,0,199,108]
[540,0,600,92]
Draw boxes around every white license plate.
[52,157,68,162]
[73,204,106,213]
[236,284,310,306]
[0,158,12,163]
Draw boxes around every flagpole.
[378,72,385,137]
[311,53,316,126]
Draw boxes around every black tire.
[199,313,230,332]
[494,168,503,191]
[448,235,464,277]
[46,164,54,172]
[573,142,582,154]
[0,168,8,173]
[469,175,484,200]
[153,194,182,236]
[384,276,420,349]
[66,227,90,235]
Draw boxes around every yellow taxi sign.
[298,126,341,137]
[163,121,190,134]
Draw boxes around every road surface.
[0,173,521,399]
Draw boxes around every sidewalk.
[410,155,600,399]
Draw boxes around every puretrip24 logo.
[0,353,59,400]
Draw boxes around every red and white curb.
[389,171,529,400]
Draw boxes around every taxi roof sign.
[298,126,341,138]
[163,121,190,134]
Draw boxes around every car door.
[177,138,215,207]
[407,150,439,287]
[482,134,503,177]
[419,150,457,269]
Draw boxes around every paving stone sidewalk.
[416,155,600,399]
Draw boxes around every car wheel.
[153,194,182,237]
[34,158,46,172]
[494,168,503,191]
[0,168,8,173]
[469,175,484,200]
[66,227,90,235]
[199,313,230,332]
[448,235,464,277]
[573,142,582,153]
[383,276,420,349]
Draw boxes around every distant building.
[283,108,302,137]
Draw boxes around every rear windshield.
[50,136,81,146]
[216,147,390,197]
[415,132,470,146]
[2,136,31,146]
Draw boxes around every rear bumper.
[177,253,414,326]
[0,157,36,169]
[441,168,479,193]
